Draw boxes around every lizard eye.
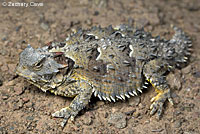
[33,58,45,70]
[35,61,43,68]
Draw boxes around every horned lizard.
[16,25,192,127]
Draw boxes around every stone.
[108,112,127,129]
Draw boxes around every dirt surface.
[0,0,200,134]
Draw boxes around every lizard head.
[16,44,69,92]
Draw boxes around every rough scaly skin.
[16,25,192,127]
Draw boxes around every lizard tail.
[163,26,192,68]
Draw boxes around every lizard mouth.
[25,71,66,92]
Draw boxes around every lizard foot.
[150,89,174,119]
[52,107,76,127]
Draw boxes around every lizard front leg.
[52,81,93,127]
[143,58,174,119]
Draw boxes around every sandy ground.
[0,0,200,133]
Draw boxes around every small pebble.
[128,96,140,106]
[16,25,22,32]
[174,120,182,128]
[182,65,191,74]
[94,11,99,16]
[1,37,7,41]
[82,116,93,125]
[14,83,24,95]
[2,95,9,100]
[108,112,127,129]
[26,116,34,121]
[193,71,200,78]
[40,22,49,30]
[22,97,29,103]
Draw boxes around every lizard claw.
[150,89,174,119]
[52,107,75,127]
[150,101,164,119]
